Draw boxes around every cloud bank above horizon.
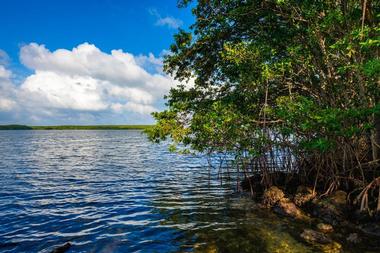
[0,43,190,125]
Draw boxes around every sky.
[0,0,194,125]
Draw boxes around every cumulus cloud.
[0,97,16,111]
[111,102,156,115]
[0,49,10,65]
[21,72,108,111]
[0,65,17,112]
[19,43,181,113]
[0,43,193,124]
[149,8,183,29]
[0,65,11,79]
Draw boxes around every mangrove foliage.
[147,0,380,214]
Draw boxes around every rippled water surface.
[0,130,349,253]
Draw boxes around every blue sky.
[0,0,194,125]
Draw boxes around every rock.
[274,198,304,219]
[51,242,72,253]
[352,209,373,223]
[346,233,361,244]
[329,190,347,206]
[262,186,285,207]
[262,186,308,220]
[317,223,333,233]
[319,242,342,253]
[311,190,347,225]
[294,186,315,206]
[300,229,332,244]
[358,222,380,237]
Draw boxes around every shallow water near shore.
[0,130,370,252]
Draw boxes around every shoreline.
[241,175,380,251]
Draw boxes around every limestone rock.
[317,223,333,233]
[329,190,347,206]
[300,229,332,244]
[294,186,315,206]
[346,233,361,244]
[274,199,303,219]
[262,186,285,207]
[311,190,347,225]
[359,222,380,237]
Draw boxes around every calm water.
[0,130,352,253]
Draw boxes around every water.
[0,130,349,252]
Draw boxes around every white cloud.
[0,65,11,79]
[149,8,183,29]
[0,65,17,112]
[108,86,154,104]
[0,49,10,65]
[21,43,156,87]
[156,17,183,29]
[0,43,193,124]
[0,98,16,111]
[21,72,108,111]
[19,42,182,114]
[135,52,163,73]
[111,102,156,115]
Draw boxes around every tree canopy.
[147,0,380,210]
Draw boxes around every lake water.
[0,130,350,252]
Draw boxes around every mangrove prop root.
[355,177,380,212]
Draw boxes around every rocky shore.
[242,176,380,252]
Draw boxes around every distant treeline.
[0,125,151,130]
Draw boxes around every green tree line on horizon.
[146,0,380,213]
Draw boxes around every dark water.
[0,130,346,253]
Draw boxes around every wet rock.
[293,186,315,206]
[319,241,342,253]
[317,223,333,233]
[262,186,308,220]
[262,186,285,207]
[51,242,72,253]
[358,222,380,237]
[311,191,347,225]
[300,229,332,244]
[329,190,347,206]
[346,233,361,244]
[274,198,304,219]
[352,209,373,223]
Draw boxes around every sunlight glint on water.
[0,130,315,253]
